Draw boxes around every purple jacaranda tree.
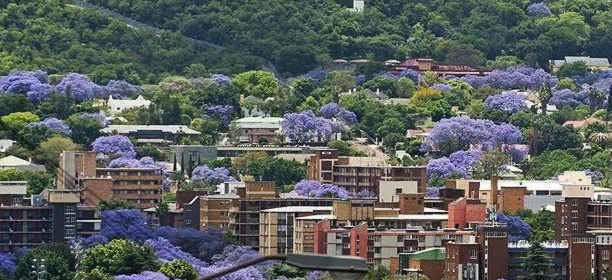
[104,80,141,99]
[583,169,604,182]
[0,253,16,277]
[425,187,440,198]
[294,180,349,199]
[115,271,170,280]
[305,271,327,280]
[497,212,532,242]
[100,209,155,243]
[427,157,462,179]
[527,2,552,17]
[91,135,137,158]
[320,102,341,119]
[353,189,376,198]
[83,235,109,248]
[191,165,236,184]
[320,103,357,124]
[0,70,53,102]
[463,66,557,90]
[155,226,224,261]
[448,150,483,176]
[384,69,420,83]
[27,118,72,135]
[427,150,483,180]
[56,73,105,101]
[431,83,451,92]
[203,105,234,127]
[282,111,335,144]
[485,92,528,113]
[549,88,588,108]
[425,117,522,154]
[145,237,208,274]
[203,245,268,280]
[211,74,231,85]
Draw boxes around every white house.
[107,95,151,115]
[0,140,15,153]
[0,155,45,172]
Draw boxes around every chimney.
[491,176,499,209]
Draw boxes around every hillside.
[0,0,262,84]
[88,0,612,75]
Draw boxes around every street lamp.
[31,258,47,280]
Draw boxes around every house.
[0,155,45,172]
[0,140,15,153]
[100,125,201,145]
[550,56,611,72]
[107,95,151,115]
[393,58,489,76]
[563,117,608,129]
[230,117,283,144]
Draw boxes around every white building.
[0,155,45,172]
[0,140,15,153]
[107,95,151,115]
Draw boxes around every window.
[395,188,402,194]
[470,249,478,259]
[602,250,609,260]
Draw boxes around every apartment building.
[57,151,163,209]
[183,194,239,232]
[444,224,508,280]
[508,241,568,280]
[306,148,427,194]
[259,206,332,255]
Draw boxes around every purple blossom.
[527,2,552,17]
[320,102,341,119]
[282,111,335,144]
[191,165,236,184]
[294,180,349,199]
[584,169,604,182]
[104,80,141,99]
[92,135,136,158]
[463,66,557,90]
[431,84,451,92]
[211,74,232,85]
[304,70,328,84]
[83,235,109,248]
[115,271,169,280]
[484,92,528,113]
[100,209,155,243]
[155,226,225,261]
[145,237,208,274]
[81,112,109,126]
[306,271,327,280]
[427,157,465,179]
[337,109,357,124]
[27,117,72,135]
[205,245,267,280]
[356,74,366,85]
[203,105,234,127]
[426,117,521,153]
[497,212,532,242]
[384,69,420,83]
[448,150,483,176]
[549,89,588,108]
[56,73,105,101]
[0,70,53,102]
[425,187,440,198]
[0,253,16,276]
[352,189,376,198]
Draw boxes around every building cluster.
[0,132,609,280]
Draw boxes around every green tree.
[233,70,280,99]
[524,150,577,179]
[159,259,198,280]
[556,61,590,78]
[1,112,39,137]
[99,199,135,211]
[520,241,555,280]
[472,149,508,179]
[364,265,390,280]
[15,244,75,280]
[65,114,103,146]
[34,136,80,171]
[78,239,159,278]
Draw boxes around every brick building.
[306,148,427,194]
[508,241,568,280]
[57,151,163,209]
[444,224,508,280]
[183,194,239,232]
[398,248,446,280]
[447,198,486,230]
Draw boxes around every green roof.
[403,248,446,261]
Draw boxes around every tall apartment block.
[57,151,162,209]
[306,148,427,194]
